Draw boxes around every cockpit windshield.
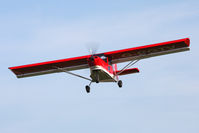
[100,56,107,62]
[95,54,112,65]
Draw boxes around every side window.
[101,56,107,62]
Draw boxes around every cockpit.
[95,54,112,65]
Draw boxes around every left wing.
[9,55,90,78]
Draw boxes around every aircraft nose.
[90,56,94,61]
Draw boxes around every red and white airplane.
[9,38,190,93]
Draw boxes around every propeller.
[86,42,100,58]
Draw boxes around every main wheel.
[118,80,123,88]
[85,85,90,93]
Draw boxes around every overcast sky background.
[0,0,199,133]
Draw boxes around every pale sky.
[0,0,199,133]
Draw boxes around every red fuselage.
[87,56,117,82]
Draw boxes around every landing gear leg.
[85,81,92,93]
[95,71,99,83]
[118,80,123,88]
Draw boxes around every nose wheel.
[118,80,123,88]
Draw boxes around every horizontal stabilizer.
[116,68,139,75]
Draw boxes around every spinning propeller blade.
[86,42,100,56]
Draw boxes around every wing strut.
[116,59,140,75]
[53,66,92,81]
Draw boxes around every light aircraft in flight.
[9,38,190,93]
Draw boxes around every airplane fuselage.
[87,56,118,82]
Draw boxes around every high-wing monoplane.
[9,38,190,93]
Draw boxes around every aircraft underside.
[90,65,117,82]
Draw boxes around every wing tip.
[185,38,190,47]
[135,68,140,72]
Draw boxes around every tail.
[115,68,139,76]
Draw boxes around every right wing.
[104,38,190,64]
